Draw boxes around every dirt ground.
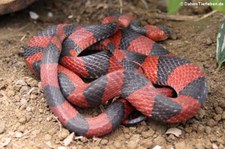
[0,0,225,149]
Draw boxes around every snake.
[24,14,208,138]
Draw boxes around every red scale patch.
[139,56,159,84]
[69,27,96,50]
[128,36,154,55]
[126,83,156,116]
[60,56,89,78]
[166,95,201,123]
[167,64,204,93]
[41,64,59,88]
[145,25,168,41]
[67,86,90,108]
[27,36,52,47]
[25,52,43,72]
[101,71,124,103]
[51,101,78,125]
[85,113,112,137]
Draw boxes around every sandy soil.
[0,0,224,149]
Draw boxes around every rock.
[174,141,188,149]
[113,140,121,148]
[152,145,162,149]
[16,80,27,86]
[124,134,130,139]
[222,111,225,120]
[63,132,74,146]
[6,90,15,97]
[205,37,213,45]
[206,119,216,127]
[20,98,28,105]
[166,134,176,142]
[215,107,223,114]
[141,129,155,138]
[15,131,23,138]
[30,94,37,99]
[126,134,140,149]
[100,139,108,145]
[140,139,153,147]
[0,138,11,148]
[213,114,221,122]
[20,86,30,95]
[197,124,204,133]
[44,134,52,141]
[153,135,166,145]
[19,117,27,124]
[57,129,70,141]
[48,127,57,136]
[197,109,206,119]
[0,121,6,134]
[204,126,211,134]
[212,143,219,149]
[17,125,25,133]
[165,128,182,137]
[58,146,66,149]
[29,11,39,20]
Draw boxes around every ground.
[0,0,225,149]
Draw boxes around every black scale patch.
[152,95,182,121]
[150,43,170,56]
[179,77,208,105]
[65,114,89,136]
[42,43,60,64]
[121,71,149,97]
[58,73,76,98]
[83,75,107,107]
[44,85,66,107]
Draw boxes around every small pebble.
[20,98,27,105]
[17,125,25,132]
[113,140,121,148]
[205,126,211,134]
[153,135,166,145]
[212,143,219,149]
[222,111,225,120]
[6,90,15,97]
[16,80,27,86]
[29,11,39,20]
[0,121,6,134]
[44,134,52,141]
[58,146,66,149]
[152,145,162,149]
[20,86,30,95]
[206,119,216,127]
[57,129,70,140]
[126,134,140,149]
[15,131,23,138]
[48,12,53,17]
[19,117,27,124]
[215,107,223,114]
[141,129,155,138]
[214,115,221,122]
[205,37,213,45]
[63,132,74,146]
[100,139,108,145]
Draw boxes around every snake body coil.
[24,14,208,137]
